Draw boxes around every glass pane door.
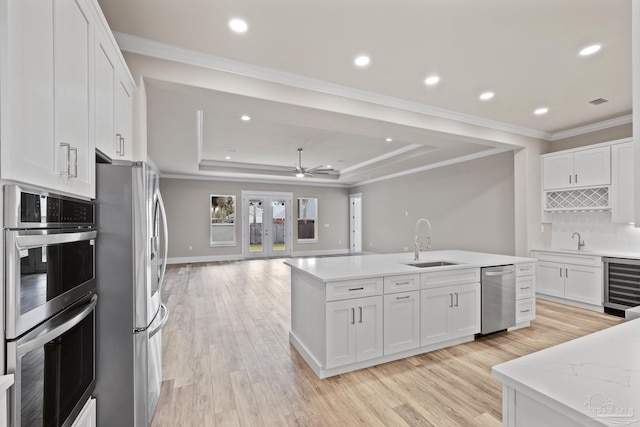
[248,199,264,254]
[243,193,291,258]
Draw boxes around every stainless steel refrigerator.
[94,160,169,426]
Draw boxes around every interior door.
[243,192,292,258]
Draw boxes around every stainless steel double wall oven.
[4,185,97,427]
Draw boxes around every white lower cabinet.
[383,291,420,355]
[326,296,383,369]
[420,283,480,346]
[72,397,96,427]
[534,252,603,308]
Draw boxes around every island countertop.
[283,250,536,282]
[492,318,640,425]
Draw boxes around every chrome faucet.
[414,218,432,260]
[572,232,585,250]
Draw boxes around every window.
[297,198,317,243]
[210,195,236,246]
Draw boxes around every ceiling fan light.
[295,172,305,178]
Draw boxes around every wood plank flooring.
[150,258,624,427]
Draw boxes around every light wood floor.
[150,258,624,427]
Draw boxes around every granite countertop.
[532,248,640,260]
[492,318,640,425]
[284,250,536,282]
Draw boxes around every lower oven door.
[7,294,97,427]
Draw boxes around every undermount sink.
[405,260,460,268]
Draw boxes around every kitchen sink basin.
[405,261,460,268]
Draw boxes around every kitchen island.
[492,318,640,426]
[285,250,536,378]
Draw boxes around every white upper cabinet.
[611,141,634,223]
[1,0,134,198]
[115,77,133,160]
[542,146,611,190]
[2,0,95,198]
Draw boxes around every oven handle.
[16,294,97,356]
[15,230,97,249]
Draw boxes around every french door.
[242,191,292,258]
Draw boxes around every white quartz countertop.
[284,250,536,282]
[532,248,640,260]
[492,319,640,425]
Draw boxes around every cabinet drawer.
[384,274,420,294]
[421,268,480,290]
[516,263,535,277]
[326,277,383,301]
[533,251,602,267]
[516,276,535,300]
[516,299,535,323]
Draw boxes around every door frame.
[241,190,293,258]
[350,193,362,254]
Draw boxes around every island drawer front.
[516,263,536,277]
[533,251,602,267]
[326,277,383,301]
[384,274,420,294]
[420,268,480,289]
[516,298,535,323]
[516,276,535,299]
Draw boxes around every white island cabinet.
[286,250,536,378]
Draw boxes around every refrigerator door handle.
[156,190,169,294]
[149,303,169,338]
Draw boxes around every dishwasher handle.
[484,269,514,277]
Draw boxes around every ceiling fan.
[293,148,335,178]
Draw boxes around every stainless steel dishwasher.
[481,265,516,334]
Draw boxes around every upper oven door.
[5,228,97,339]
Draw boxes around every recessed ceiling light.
[325,165,332,168]
[240,115,251,121]
[386,137,393,142]
[229,18,248,33]
[479,92,494,101]
[579,44,601,56]
[534,107,549,115]
[424,76,440,85]
[224,156,231,160]
[354,55,370,67]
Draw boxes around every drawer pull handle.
[520,309,531,313]
[348,287,364,291]
[396,295,411,300]
[520,286,530,290]
[395,281,410,286]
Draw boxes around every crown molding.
[340,144,423,174]
[351,147,513,187]
[114,32,553,140]
[160,172,350,188]
[549,114,633,141]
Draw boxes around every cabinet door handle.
[559,267,562,277]
[359,306,363,323]
[120,136,125,156]
[348,287,364,292]
[565,268,568,278]
[454,293,459,307]
[69,146,78,178]
[351,308,355,324]
[449,294,453,307]
[116,133,122,154]
[396,295,411,300]
[569,174,572,184]
[575,174,578,184]
[60,142,71,176]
